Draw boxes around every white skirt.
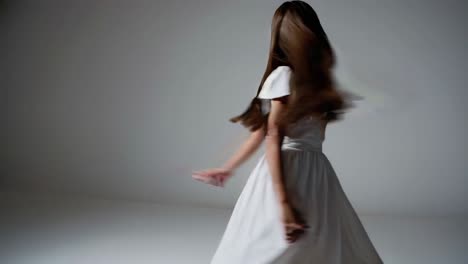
[210,145,384,264]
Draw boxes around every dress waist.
[281,137,322,153]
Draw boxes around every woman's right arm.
[265,97,308,243]
[263,97,289,204]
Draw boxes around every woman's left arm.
[221,124,265,171]
[192,120,265,187]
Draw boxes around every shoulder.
[269,65,292,78]
[265,66,292,86]
[257,66,292,99]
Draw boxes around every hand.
[191,167,233,187]
[280,203,309,244]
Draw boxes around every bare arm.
[221,124,265,171]
[264,96,308,243]
[192,122,265,187]
[264,97,289,205]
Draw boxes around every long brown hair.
[229,0,349,132]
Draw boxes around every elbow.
[251,127,266,143]
[265,134,282,150]
[264,122,284,149]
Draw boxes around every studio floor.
[1,192,466,264]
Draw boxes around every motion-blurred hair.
[230,0,350,132]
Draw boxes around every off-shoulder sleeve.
[257,66,291,99]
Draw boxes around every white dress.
[210,66,384,264]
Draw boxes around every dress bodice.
[256,66,326,153]
[282,116,326,153]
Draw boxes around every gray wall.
[2,0,468,215]
[2,1,468,263]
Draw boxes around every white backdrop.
[2,0,467,217]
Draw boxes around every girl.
[192,1,384,263]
